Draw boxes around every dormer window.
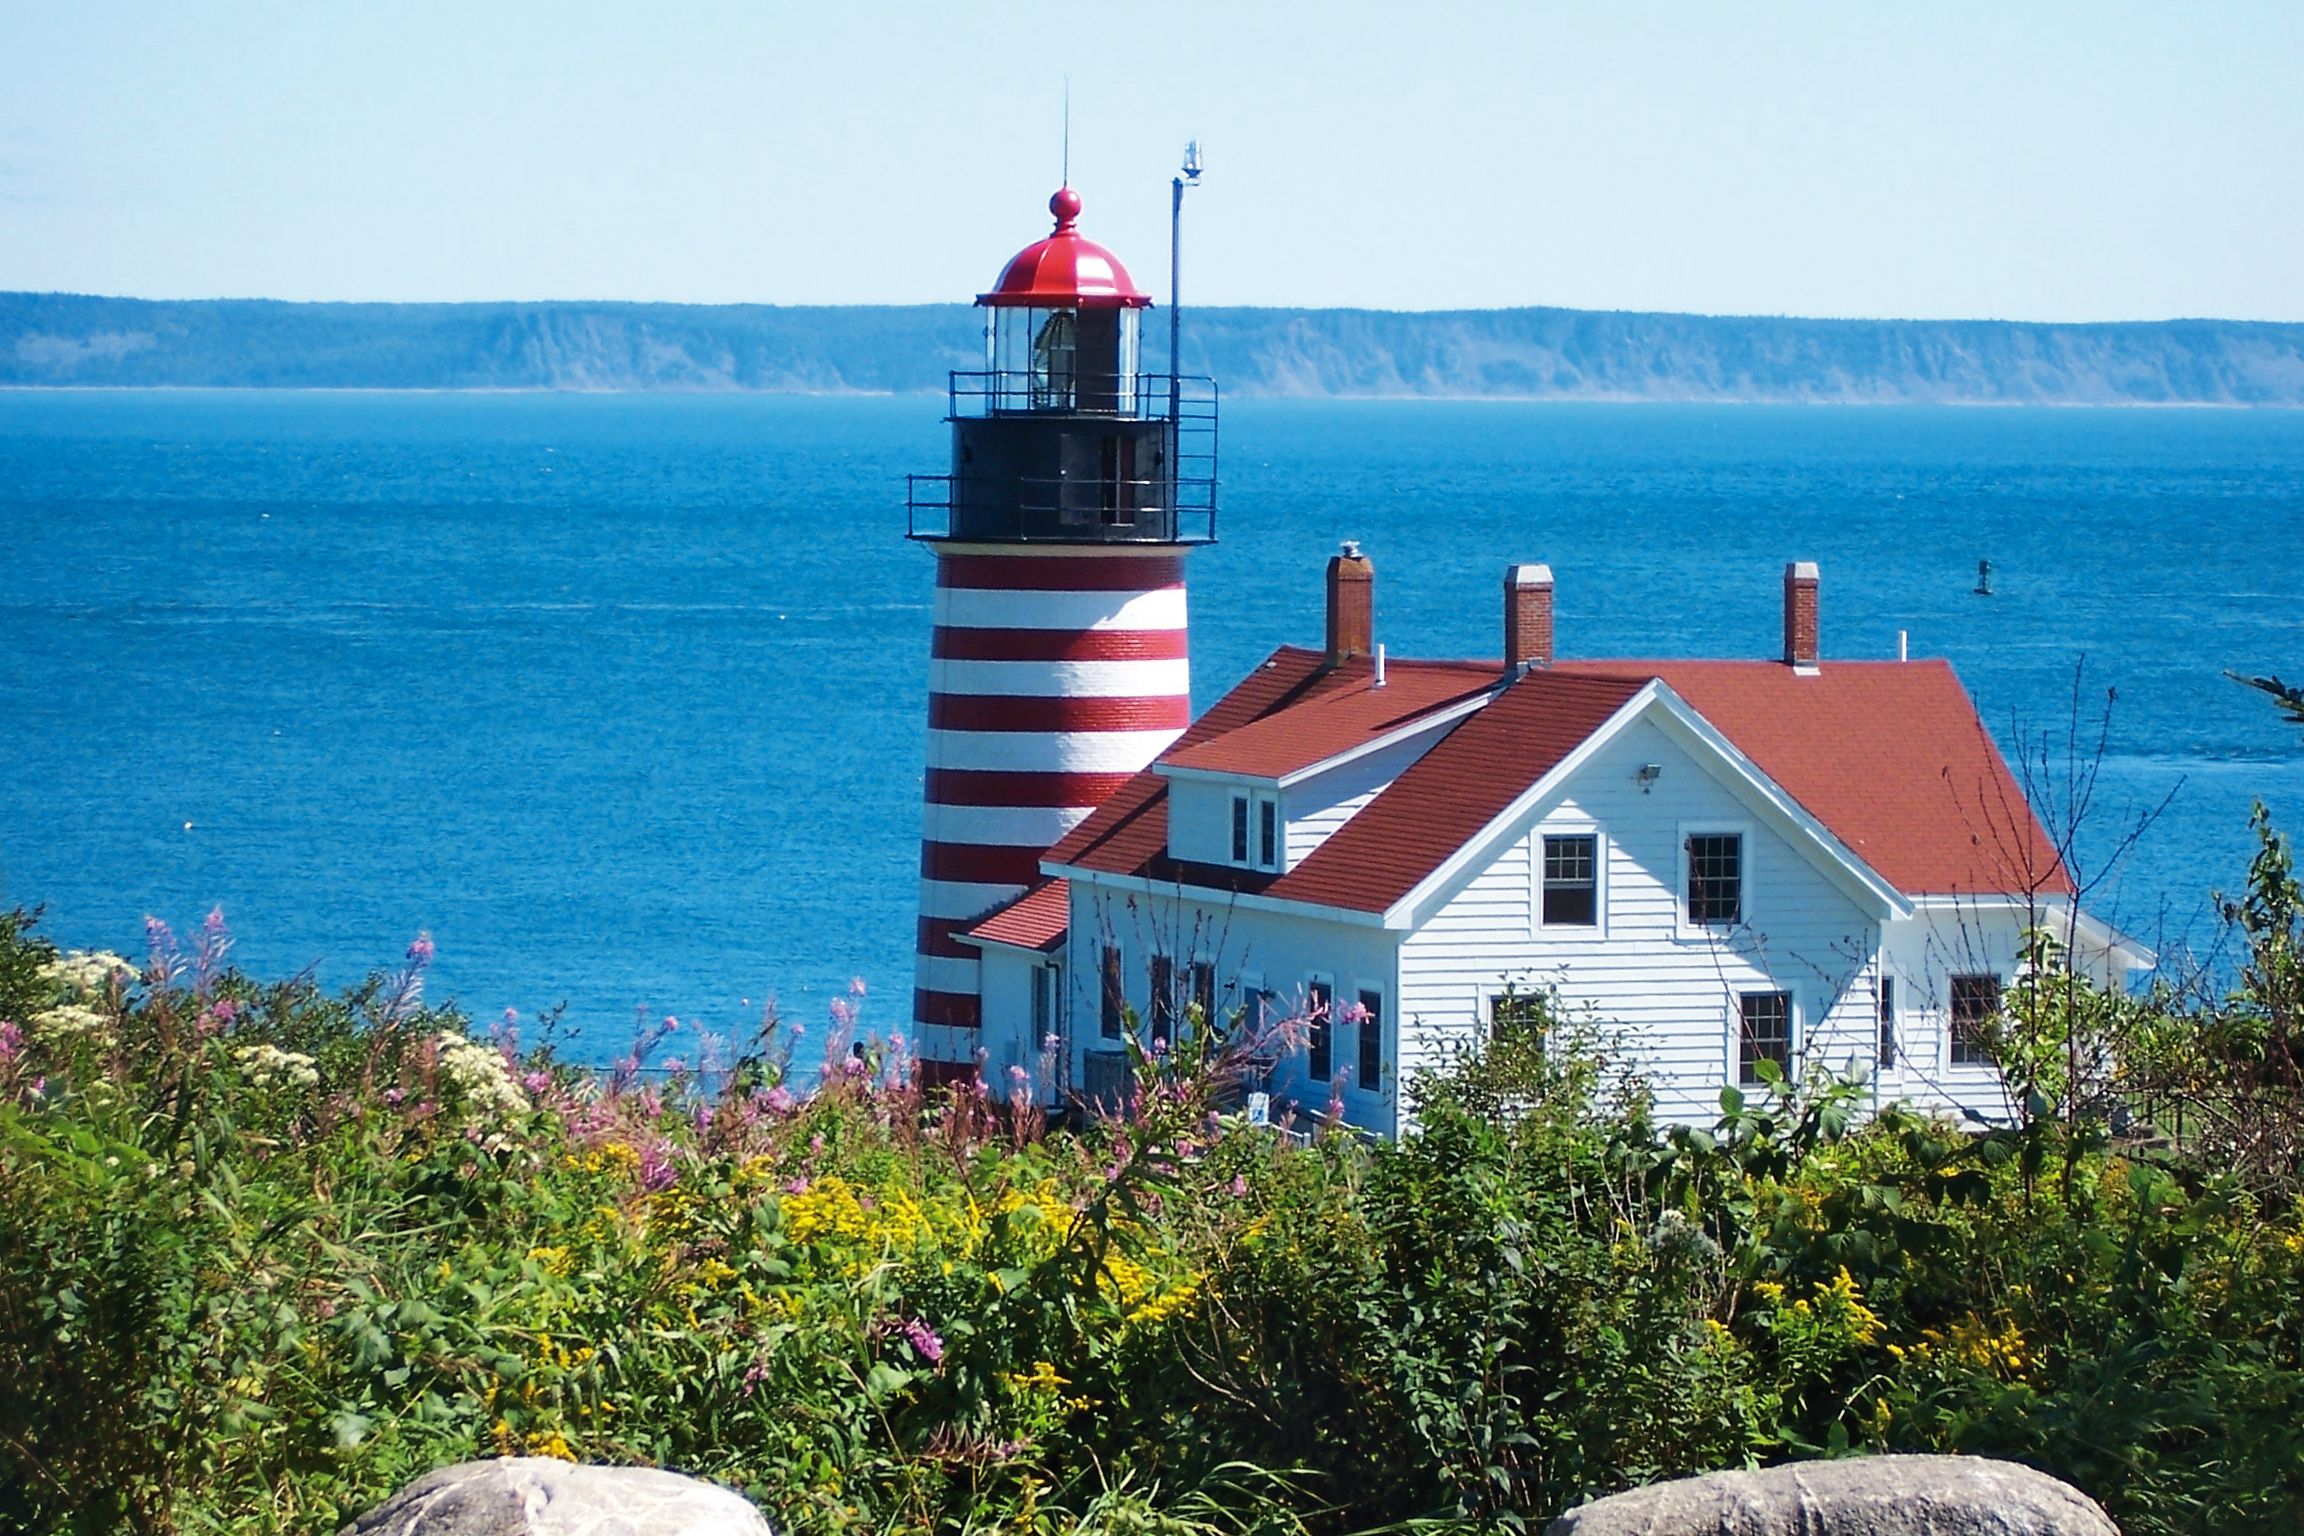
[1228,789,1281,872]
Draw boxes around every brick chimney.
[1326,541,1374,665]
[1504,563,1554,674]
[1783,561,1820,672]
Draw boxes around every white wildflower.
[30,1003,113,1046]
[39,950,134,998]
[434,1031,530,1147]
[233,1042,321,1090]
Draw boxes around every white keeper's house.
[901,181,2146,1134]
[955,551,2151,1133]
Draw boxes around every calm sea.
[3,391,2300,1062]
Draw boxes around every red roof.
[1162,659,1497,780]
[979,188,1152,310]
[1048,650,2071,912]
[1554,660,2071,897]
[963,880,1071,952]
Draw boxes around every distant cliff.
[7,291,2303,404]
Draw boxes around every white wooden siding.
[1062,876,1404,1138]
[1397,716,1884,1127]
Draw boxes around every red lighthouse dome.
[979,188,1153,310]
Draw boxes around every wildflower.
[742,1357,771,1397]
[764,1086,795,1115]
[234,1042,321,1090]
[638,1141,676,1193]
[849,976,868,997]
[434,1030,531,1147]
[901,1317,945,1365]
[523,1069,552,1094]
[406,933,435,967]
[1227,1174,1247,1198]
[0,1021,20,1063]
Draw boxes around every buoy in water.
[1973,559,1994,597]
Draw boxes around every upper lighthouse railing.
[907,373,1220,545]
[944,369,1193,421]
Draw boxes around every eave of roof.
[958,879,1070,954]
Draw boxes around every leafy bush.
[4,872,2304,1534]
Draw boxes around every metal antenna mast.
[1169,139,1201,422]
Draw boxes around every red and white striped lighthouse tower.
[907,186,1218,1072]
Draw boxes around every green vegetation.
[9,290,2304,402]
[4,815,2304,1534]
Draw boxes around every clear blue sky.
[3,1,2299,320]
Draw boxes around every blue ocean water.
[2,390,2300,1062]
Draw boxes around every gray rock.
[341,1457,771,1536]
[1545,1455,2117,1536]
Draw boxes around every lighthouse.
[907,186,1218,1078]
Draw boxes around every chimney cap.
[1786,560,1820,581]
[1339,539,1364,559]
[1507,562,1554,587]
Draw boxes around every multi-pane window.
[1877,973,1897,1069]
[1542,834,1598,925]
[1230,794,1250,863]
[1356,989,1384,1093]
[1148,954,1175,1039]
[1307,979,1334,1083]
[1191,961,1216,1027]
[1490,990,1548,1052]
[1739,990,1791,1084]
[1258,798,1280,869]
[1032,962,1062,1046]
[1100,945,1124,1040]
[1950,974,2000,1065]
[1687,833,1744,926]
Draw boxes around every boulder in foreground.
[1545,1454,2118,1536]
[340,1457,770,1536]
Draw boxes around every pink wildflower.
[849,976,868,997]
[901,1317,945,1365]
[384,1087,406,1105]
[522,1069,552,1094]
[1228,1174,1248,1198]
[638,1140,676,1193]
[742,1357,770,1397]
[765,1086,795,1115]
[784,1177,809,1194]
[406,933,435,967]
[0,1021,21,1063]
[211,997,239,1025]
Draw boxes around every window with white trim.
[1306,978,1334,1083]
[1230,793,1250,863]
[1876,973,1897,1069]
[1541,834,1598,926]
[1738,990,1791,1084]
[1950,974,2000,1066]
[1257,794,1280,871]
[1355,988,1384,1093]
[1686,833,1744,927]
[1099,945,1124,1041]
[1032,961,1062,1046]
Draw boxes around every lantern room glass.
[987,304,1143,415]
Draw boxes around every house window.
[1490,990,1547,1052]
[1191,961,1216,1027]
[1738,990,1791,1085]
[1100,945,1124,1041]
[1307,979,1333,1083]
[1542,834,1598,925]
[1950,974,2000,1065]
[1230,793,1250,863]
[1258,796,1280,870]
[1148,954,1175,1040]
[1032,961,1062,1046]
[1687,833,1743,926]
[1877,973,1896,1069]
[1356,988,1383,1093]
